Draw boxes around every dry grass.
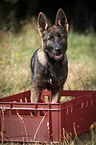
[0,21,96,98]
[64,32,96,90]
[0,17,40,97]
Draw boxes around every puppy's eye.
[57,33,64,38]
[47,35,54,40]
[61,34,64,38]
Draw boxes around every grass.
[67,32,96,90]
[0,18,41,97]
[0,18,96,97]
[0,18,96,144]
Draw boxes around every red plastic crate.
[0,90,96,143]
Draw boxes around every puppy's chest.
[43,63,64,85]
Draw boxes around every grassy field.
[0,18,96,144]
[0,18,96,97]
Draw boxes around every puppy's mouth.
[55,54,63,59]
[53,53,64,60]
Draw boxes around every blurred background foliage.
[0,0,96,32]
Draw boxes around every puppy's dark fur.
[31,8,68,103]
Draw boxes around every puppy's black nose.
[55,47,61,53]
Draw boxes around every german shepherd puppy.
[31,8,68,103]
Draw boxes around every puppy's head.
[38,8,68,61]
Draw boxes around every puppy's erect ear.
[38,12,49,36]
[55,8,68,32]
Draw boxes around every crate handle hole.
[44,95,50,103]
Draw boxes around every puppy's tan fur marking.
[37,48,47,66]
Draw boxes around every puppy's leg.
[31,84,41,103]
[52,88,63,103]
